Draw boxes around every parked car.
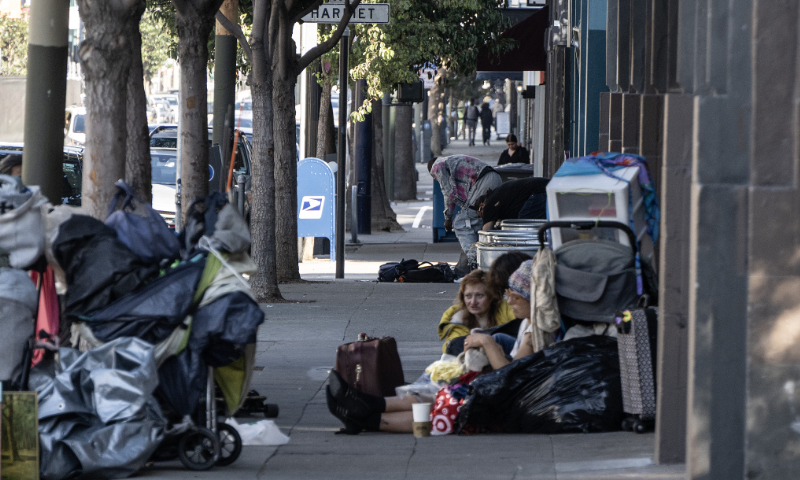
[148,125,253,225]
[0,144,83,205]
[64,106,86,146]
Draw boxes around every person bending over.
[429,155,502,266]
[327,261,537,434]
[0,154,22,177]
[497,134,530,165]
[472,177,549,231]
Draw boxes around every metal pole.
[354,79,371,234]
[21,0,69,203]
[335,28,349,279]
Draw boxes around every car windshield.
[151,153,177,185]
[73,115,85,133]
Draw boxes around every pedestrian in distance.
[464,99,479,147]
[497,134,530,165]
[479,103,493,146]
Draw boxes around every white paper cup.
[412,402,432,423]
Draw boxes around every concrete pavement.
[137,138,686,479]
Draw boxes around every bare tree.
[171,0,226,219]
[126,3,153,203]
[77,0,147,219]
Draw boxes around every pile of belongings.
[2,176,265,479]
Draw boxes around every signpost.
[301,3,390,24]
[303,4,392,278]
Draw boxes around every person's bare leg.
[384,395,418,413]
[379,412,414,433]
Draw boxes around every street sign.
[301,3,390,24]
[297,158,336,261]
[419,68,436,89]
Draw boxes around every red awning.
[476,6,549,72]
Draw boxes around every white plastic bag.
[225,418,290,446]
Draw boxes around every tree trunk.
[174,2,219,219]
[273,73,300,281]
[126,9,152,203]
[249,39,283,301]
[316,79,331,160]
[370,99,401,232]
[393,104,416,200]
[77,0,142,219]
[428,71,444,157]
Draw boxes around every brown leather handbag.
[334,334,405,398]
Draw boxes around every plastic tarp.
[80,260,205,345]
[455,336,623,434]
[52,215,159,322]
[32,337,166,480]
[0,267,36,382]
[158,292,264,415]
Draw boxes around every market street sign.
[301,3,390,24]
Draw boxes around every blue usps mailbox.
[297,158,336,261]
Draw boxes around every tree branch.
[216,11,253,64]
[289,0,322,25]
[296,0,361,73]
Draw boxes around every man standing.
[464,100,479,147]
[429,155,502,267]
[497,134,531,165]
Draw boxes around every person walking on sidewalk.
[479,103,493,146]
[464,100,479,147]
[428,155,502,266]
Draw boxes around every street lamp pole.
[335,27,349,279]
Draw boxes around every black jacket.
[498,147,531,165]
[479,106,493,127]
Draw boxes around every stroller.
[537,221,659,433]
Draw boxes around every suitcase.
[615,307,658,433]
[334,334,405,398]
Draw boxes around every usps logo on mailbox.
[299,196,325,219]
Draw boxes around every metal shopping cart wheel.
[215,422,243,467]
[178,427,220,471]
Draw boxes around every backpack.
[466,106,479,121]
[398,262,456,283]
[378,259,419,282]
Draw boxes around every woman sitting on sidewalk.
[327,261,536,434]
[438,252,531,352]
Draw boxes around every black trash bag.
[454,336,623,434]
[53,215,159,322]
[34,337,166,480]
[83,260,205,345]
[190,291,265,366]
[180,192,229,254]
[157,348,207,417]
[157,292,264,416]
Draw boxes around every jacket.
[437,301,517,353]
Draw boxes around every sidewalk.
[138,138,686,479]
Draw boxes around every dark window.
[73,114,85,133]
[61,161,82,205]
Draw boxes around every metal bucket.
[478,230,539,245]
[500,219,548,231]
[476,243,540,270]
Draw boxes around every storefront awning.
[476,6,549,73]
